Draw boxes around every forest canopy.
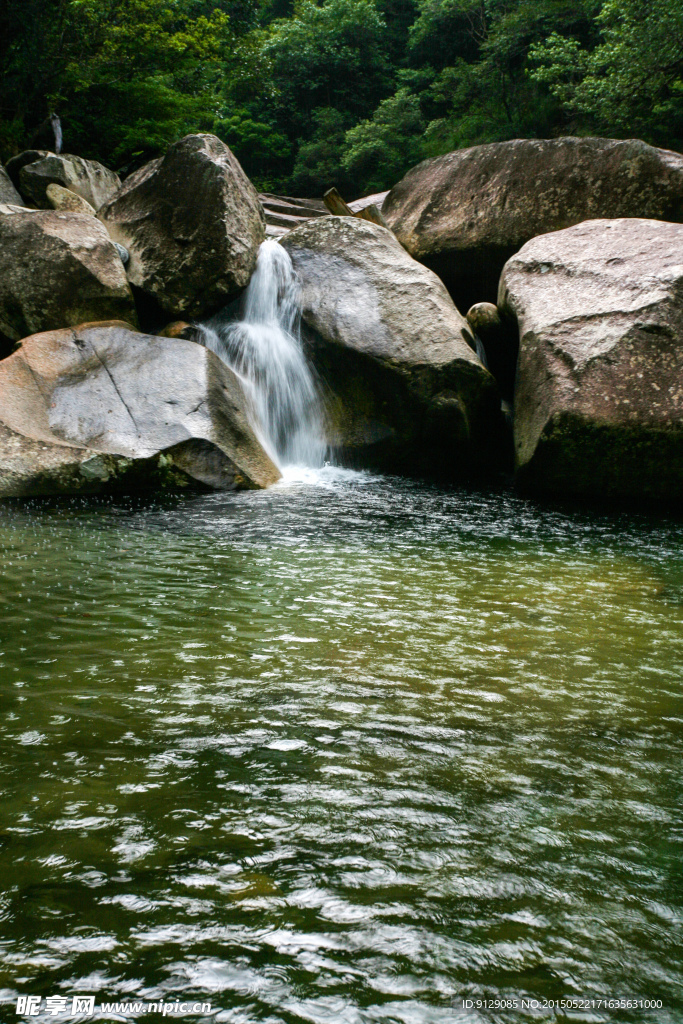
[1,0,682,196]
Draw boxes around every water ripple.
[0,473,681,1020]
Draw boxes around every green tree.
[264,0,392,129]
[2,0,680,194]
[59,0,236,168]
[214,109,293,190]
[0,0,78,156]
[408,0,597,151]
[290,107,355,196]
[253,0,395,193]
[342,88,424,192]
[529,0,683,146]
[0,0,256,168]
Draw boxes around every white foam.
[201,240,327,469]
[275,463,381,490]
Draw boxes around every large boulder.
[5,150,49,191]
[499,218,683,502]
[99,134,266,322]
[383,137,683,313]
[0,321,280,497]
[0,165,23,207]
[15,152,121,211]
[0,207,138,349]
[280,217,502,476]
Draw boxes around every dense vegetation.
[1,0,682,197]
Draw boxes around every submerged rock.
[281,217,502,476]
[0,321,280,497]
[99,134,266,322]
[383,137,683,312]
[16,152,121,210]
[0,207,138,348]
[499,218,683,502]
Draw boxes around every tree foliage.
[265,0,391,123]
[529,0,683,141]
[1,0,246,167]
[0,0,680,196]
[342,89,424,193]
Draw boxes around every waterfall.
[200,240,326,469]
[473,334,488,368]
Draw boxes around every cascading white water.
[201,240,326,469]
[473,334,488,368]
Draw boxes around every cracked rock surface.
[499,217,683,501]
[0,321,280,497]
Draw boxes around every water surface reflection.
[0,469,681,1022]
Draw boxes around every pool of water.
[0,468,681,1023]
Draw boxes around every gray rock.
[0,165,24,207]
[0,321,281,497]
[5,150,50,191]
[0,421,147,498]
[348,191,390,213]
[99,134,266,321]
[17,152,121,210]
[46,183,96,216]
[384,137,683,313]
[499,218,683,502]
[0,207,138,344]
[281,216,501,476]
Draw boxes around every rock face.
[46,183,96,216]
[259,193,329,239]
[0,207,138,347]
[383,137,683,312]
[0,321,280,497]
[499,218,683,502]
[5,150,49,190]
[0,165,23,206]
[16,152,122,211]
[99,134,266,321]
[281,217,502,476]
[348,192,390,213]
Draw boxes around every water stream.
[201,240,326,470]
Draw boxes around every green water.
[0,468,682,1023]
